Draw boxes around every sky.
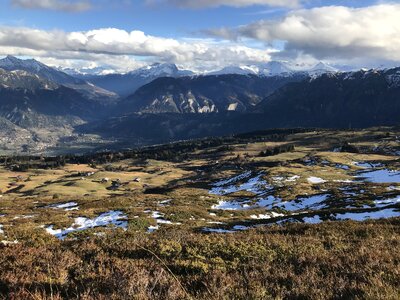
[0,0,399,73]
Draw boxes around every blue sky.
[0,0,379,35]
[0,0,398,72]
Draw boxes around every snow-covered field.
[207,166,400,232]
[46,211,128,240]
[358,169,400,184]
[210,173,271,196]
[335,209,400,221]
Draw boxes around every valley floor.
[0,127,399,299]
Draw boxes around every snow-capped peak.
[258,61,293,76]
[207,65,258,76]
[310,62,338,73]
[0,55,47,73]
[60,66,117,76]
[129,63,193,78]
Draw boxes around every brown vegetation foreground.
[1,219,400,300]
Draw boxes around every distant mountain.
[308,62,338,75]
[0,66,110,153]
[256,67,400,127]
[60,66,117,77]
[1,57,400,153]
[208,61,338,77]
[82,63,194,97]
[0,67,105,123]
[0,55,83,85]
[118,74,307,114]
[0,56,118,104]
[0,82,101,127]
[258,61,294,76]
[208,66,258,76]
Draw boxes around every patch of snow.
[335,164,350,170]
[146,210,180,232]
[374,196,400,207]
[210,173,271,196]
[212,171,252,187]
[333,179,354,183]
[307,177,326,184]
[335,209,400,221]
[358,169,400,184]
[211,195,280,211]
[250,212,285,219]
[272,175,300,184]
[256,196,280,208]
[302,215,323,224]
[278,194,330,211]
[387,186,400,191]
[151,211,173,224]
[159,199,172,206]
[286,175,300,182]
[227,103,238,111]
[13,215,35,220]
[45,210,128,240]
[147,225,159,233]
[48,202,79,211]
[233,225,249,231]
[211,200,249,210]
[1,240,18,245]
[203,224,249,233]
[203,228,234,233]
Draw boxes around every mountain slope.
[257,68,400,127]
[0,55,83,85]
[0,67,110,153]
[0,68,57,90]
[118,74,307,114]
[0,56,118,104]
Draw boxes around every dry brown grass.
[1,220,400,299]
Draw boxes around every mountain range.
[75,63,194,97]
[117,73,307,114]
[0,55,399,154]
[0,55,118,104]
[66,60,339,97]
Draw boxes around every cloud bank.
[0,27,272,72]
[3,3,400,71]
[207,4,400,64]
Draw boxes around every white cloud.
[11,0,92,12]
[207,4,400,64]
[0,26,273,72]
[147,0,300,8]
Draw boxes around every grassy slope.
[1,220,400,299]
[0,127,399,299]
